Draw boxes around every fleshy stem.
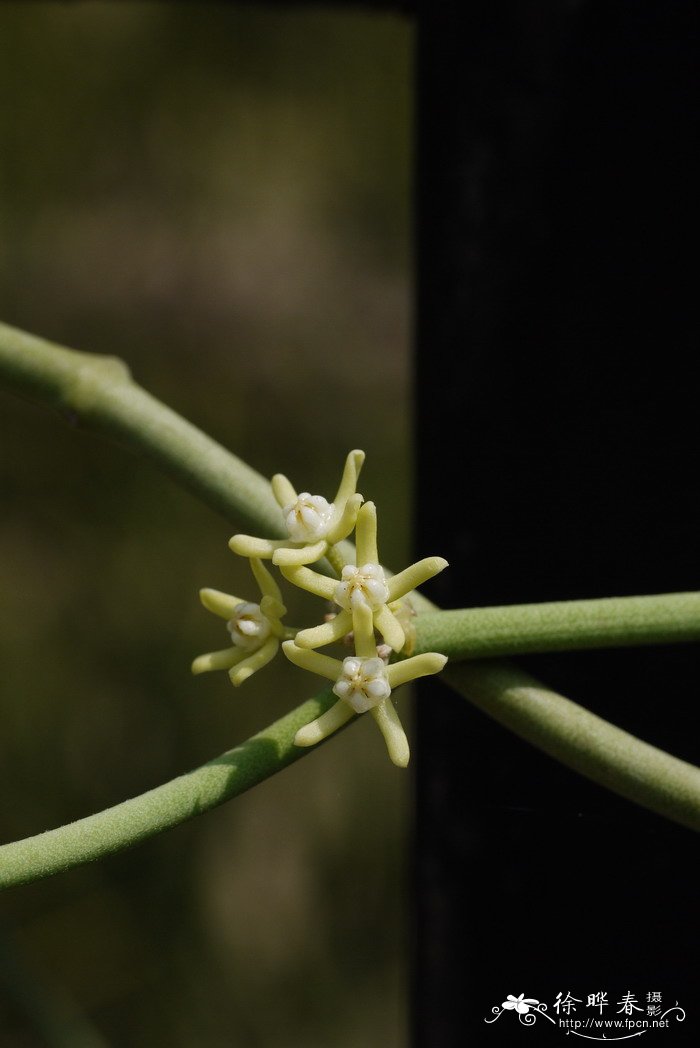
[0,321,282,537]
[413,592,700,659]
[0,689,338,890]
[2,668,698,891]
[0,319,699,891]
[443,660,700,832]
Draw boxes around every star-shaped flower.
[280,501,448,653]
[192,558,290,687]
[282,603,447,766]
[229,450,365,567]
[502,994,539,1015]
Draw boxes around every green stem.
[0,689,337,890]
[442,661,700,832]
[3,660,698,892]
[414,592,700,659]
[0,320,282,535]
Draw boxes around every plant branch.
[2,659,699,891]
[413,592,700,659]
[0,688,337,890]
[0,320,282,536]
[440,661,700,832]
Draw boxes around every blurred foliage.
[0,3,412,1046]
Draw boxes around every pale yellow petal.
[294,611,352,650]
[278,564,337,600]
[352,603,377,659]
[271,473,297,509]
[259,596,286,620]
[294,700,355,747]
[199,588,244,619]
[326,492,363,545]
[387,652,447,689]
[386,557,449,602]
[191,647,246,675]
[370,700,410,767]
[250,557,284,603]
[334,449,365,507]
[272,540,328,566]
[281,640,343,682]
[229,535,288,559]
[374,605,406,652]
[260,594,287,624]
[229,637,279,686]
[355,501,379,565]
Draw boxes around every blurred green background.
[0,3,412,1045]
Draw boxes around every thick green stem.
[441,661,700,832]
[0,320,282,535]
[0,689,337,890]
[414,592,700,659]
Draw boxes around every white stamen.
[332,655,391,714]
[334,562,389,612]
[284,493,335,542]
[343,657,362,677]
[227,602,270,650]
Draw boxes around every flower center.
[332,656,391,714]
[283,493,334,542]
[227,602,270,650]
[334,563,389,611]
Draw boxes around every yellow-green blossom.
[282,603,447,767]
[229,450,365,567]
[281,501,448,653]
[192,558,289,687]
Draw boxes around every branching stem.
[442,661,700,832]
[0,689,337,889]
[0,321,282,535]
[414,592,700,659]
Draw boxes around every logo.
[485,991,686,1040]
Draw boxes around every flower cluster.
[192,450,447,766]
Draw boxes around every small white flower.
[282,603,446,767]
[334,562,390,611]
[283,493,335,542]
[229,450,364,567]
[282,501,448,653]
[332,655,391,714]
[192,559,287,687]
[227,602,271,650]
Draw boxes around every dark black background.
[415,2,698,1045]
